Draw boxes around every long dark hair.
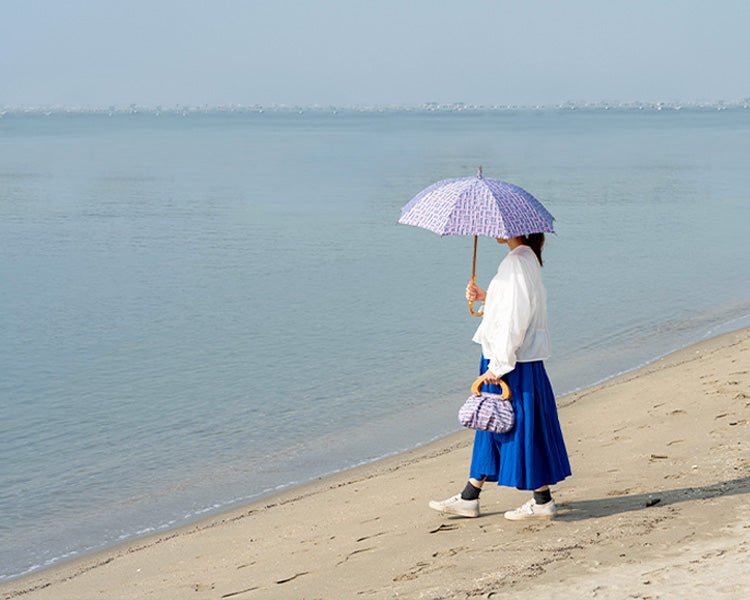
[522,233,545,266]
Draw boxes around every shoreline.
[3,326,749,599]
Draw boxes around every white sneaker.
[428,494,480,518]
[504,498,557,520]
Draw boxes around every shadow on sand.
[556,476,750,521]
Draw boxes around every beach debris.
[650,454,669,460]
[221,587,259,598]
[429,523,459,533]
[645,498,661,507]
[276,572,309,584]
[355,531,387,542]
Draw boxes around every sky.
[2,0,749,108]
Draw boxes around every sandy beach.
[3,327,749,600]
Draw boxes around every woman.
[429,233,571,520]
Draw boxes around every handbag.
[458,375,515,434]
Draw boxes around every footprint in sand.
[606,489,632,497]
[393,561,453,581]
[336,547,375,566]
[432,546,468,558]
[355,531,387,542]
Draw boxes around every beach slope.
[3,328,749,599]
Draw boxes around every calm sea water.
[1,108,749,580]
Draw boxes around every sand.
[3,327,749,600]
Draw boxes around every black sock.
[534,489,552,505]
[460,481,482,501]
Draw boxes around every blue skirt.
[469,357,572,490]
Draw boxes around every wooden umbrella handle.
[468,275,484,316]
[469,298,484,317]
[471,375,511,400]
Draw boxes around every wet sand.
[3,327,749,600]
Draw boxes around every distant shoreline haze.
[2,97,750,115]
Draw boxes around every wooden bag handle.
[471,375,511,400]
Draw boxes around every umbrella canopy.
[398,168,554,316]
[398,167,554,238]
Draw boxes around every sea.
[1,105,749,581]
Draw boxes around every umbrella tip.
[477,166,483,179]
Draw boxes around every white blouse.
[472,245,551,377]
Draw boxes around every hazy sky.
[2,0,749,107]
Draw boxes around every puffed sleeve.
[472,254,534,377]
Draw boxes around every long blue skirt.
[469,357,572,491]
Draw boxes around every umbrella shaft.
[472,235,477,282]
[469,235,483,316]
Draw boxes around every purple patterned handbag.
[458,376,515,434]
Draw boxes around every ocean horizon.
[3,99,750,120]
[1,107,749,581]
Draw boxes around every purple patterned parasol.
[398,167,554,239]
[398,168,554,316]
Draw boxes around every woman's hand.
[482,369,503,385]
[466,282,487,303]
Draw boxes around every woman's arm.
[465,282,487,302]
[481,368,503,385]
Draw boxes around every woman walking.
[429,234,571,520]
